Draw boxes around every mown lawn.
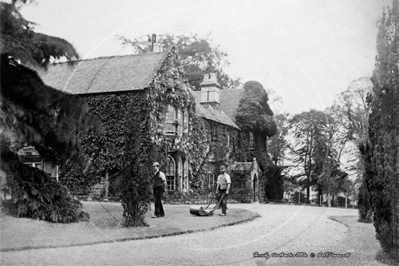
[0,201,259,251]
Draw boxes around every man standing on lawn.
[152,162,167,218]
[216,163,231,216]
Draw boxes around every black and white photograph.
[1,0,398,265]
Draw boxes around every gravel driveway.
[0,204,384,266]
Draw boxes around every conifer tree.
[365,0,399,262]
[1,1,98,222]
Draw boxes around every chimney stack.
[153,43,163,53]
[148,34,162,52]
[200,73,221,107]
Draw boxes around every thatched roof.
[39,51,169,95]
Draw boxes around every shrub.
[264,165,284,201]
[230,188,252,203]
[1,146,88,223]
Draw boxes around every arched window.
[165,156,176,190]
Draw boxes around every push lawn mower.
[189,193,225,216]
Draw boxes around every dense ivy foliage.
[120,95,154,226]
[59,93,138,193]
[236,81,277,137]
[235,81,279,201]
[365,0,399,262]
[1,144,88,223]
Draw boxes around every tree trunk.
[104,170,109,201]
[327,191,331,207]
[345,193,348,208]
[306,175,310,203]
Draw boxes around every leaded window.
[165,156,176,190]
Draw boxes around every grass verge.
[0,201,259,252]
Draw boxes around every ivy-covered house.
[40,47,276,202]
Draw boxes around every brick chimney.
[200,73,221,108]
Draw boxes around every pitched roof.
[193,89,245,127]
[219,89,245,122]
[39,51,169,95]
[192,91,239,129]
[195,102,239,129]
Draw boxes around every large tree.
[331,77,374,213]
[235,81,279,200]
[288,109,349,205]
[1,1,98,222]
[117,33,241,90]
[364,0,399,262]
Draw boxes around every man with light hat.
[152,162,167,218]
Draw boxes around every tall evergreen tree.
[364,0,399,262]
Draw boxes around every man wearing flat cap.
[152,162,167,218]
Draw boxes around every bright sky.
[21,0,391,115]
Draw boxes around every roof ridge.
[49,50,169,66]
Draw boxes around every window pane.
[164,105,177,135]
[166,156,175,176]
[164,123,175,135]
[166,105,175,121]
[249,132,254,150]
[183,109,189,134]
[166,176,175,191]
[166,156,175,190]
[177,108,183,136]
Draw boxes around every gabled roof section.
[195,102,239,129]
[219,89,245,122]
[39,51,169,95]
[192,91,239,129]
[193,89,246,124]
